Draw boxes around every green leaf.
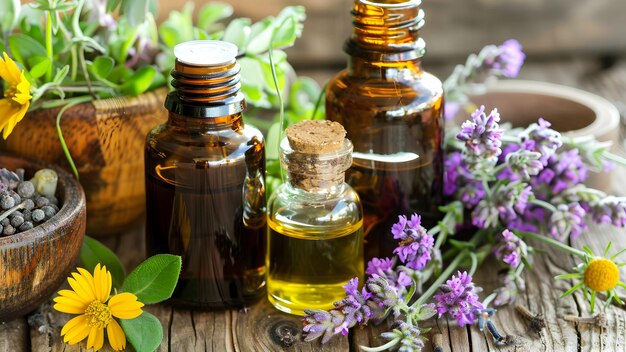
[120,312,163,352]
[80,236,126,290]
[53,65,70,84]
[245,18,273,55]
[241,84,270,109]
[265,122,281,160]
[121,66,157,96]
[271,17,297,49]
[0,0,20,32]
[289,76,320,115]
[122,0,150,27]
[158,3,194,48]
[122,254,182,304]
[90,56,115,80]
[222,18,251,50]
[28,56,51,79]
[8,33,46,65]
[106,0,123,12]
[197,2,233,29]
[554,273,582,280]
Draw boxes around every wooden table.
[2,58,626,351]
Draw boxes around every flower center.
[4,86,17,99]
[584,258,619,292]
[84,301,112,328]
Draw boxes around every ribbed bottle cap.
[173,40,238,66]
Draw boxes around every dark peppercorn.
[32,209,45,222]
[19,221,33,232]
[1,195,15,210]
[10,215,24,228]
[17,181,35,198]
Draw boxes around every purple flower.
[549,203,587,241]
[457,106,504,164]
[520,118,563,163]
[445,101,461,121]
[444,151,465,196]
[434,271,484,326]
[505,149,544,180]
[365,257,412,293]
[304,278,377,342]
[493,272,526,307]
[380,321,427,351]
[472,181,533,228]
[391,214,435,270]
[588,196,626,228]
[488,39,526,78]
[459,182,485,207]
[493,229,525,267]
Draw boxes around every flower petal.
[108,292,144,319]
[69,268,97,303]
[56,289,91,306]
[2,101,28,139]
[62,315,91,345]
[107,319,126,351]
[60,315,87,337]
[92,264,112,303]
[53,296,89,315]
[86,325,104,352]
[0,52,20,84]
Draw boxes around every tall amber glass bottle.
[145,41,266,308]
[326,0,443,260]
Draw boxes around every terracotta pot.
[468,80,620,192]
[0,155,86,321]
[0,89,168,236]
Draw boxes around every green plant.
[0,0,313,178]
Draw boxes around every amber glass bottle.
[326,0,444,260]
[145,41,266,308]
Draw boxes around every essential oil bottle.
[145,40,266,308]
[326,0,444,260]
[267,120,364,316]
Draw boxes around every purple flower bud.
[434,271,484,326]
[493,229,525,267]
[549,203,587,241]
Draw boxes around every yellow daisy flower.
[53,264,144,351]
[0,52,31,139]
[556,242,626,313]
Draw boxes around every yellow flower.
[0,52,31,139]
[555,243,626,313]
[53,264,144,351]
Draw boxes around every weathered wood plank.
[0,318,28,352]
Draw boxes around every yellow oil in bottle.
[266,218,364,316]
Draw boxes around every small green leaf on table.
[122,254,182,304]
[80,236,126,290]
[120,311,163,352]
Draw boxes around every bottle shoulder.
[327,68,443,100]
[146,121,264,164]
[267,183,363,231]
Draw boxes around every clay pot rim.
[482,80,620,137]
[0,155,86,248]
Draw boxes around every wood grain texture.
[0,89,168,237]
[0,156,86,322]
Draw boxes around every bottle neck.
[345,0,426,63]
[167,111,244,132]
[347,55,422,78]
[165,59,246,118]
[283,179,346,198]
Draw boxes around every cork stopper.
[285,120,346,154]
[280,121,353,193]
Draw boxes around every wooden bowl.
[468,80,621,192]
[0,155,86,321]
[0,89,168,236]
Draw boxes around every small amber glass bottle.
[145,41,266,308]
[267,120,364,316]
[326,0,444,260]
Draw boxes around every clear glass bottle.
[326,0,444,260]
[144,41,266,308]
[267,121,364,316]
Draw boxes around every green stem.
[70,45,78,81]
[310,81,327,120]
[45,11,53,82]
[56,96,92,179]
[413,250,469,307]
[78,46,95,98]
[601,151,626,168]
[482,178,492,198]
[501,135,520,144]
[268,21,286,184]
[531,198,558,213]
[519,231,587,258]
[359,338,401,352]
